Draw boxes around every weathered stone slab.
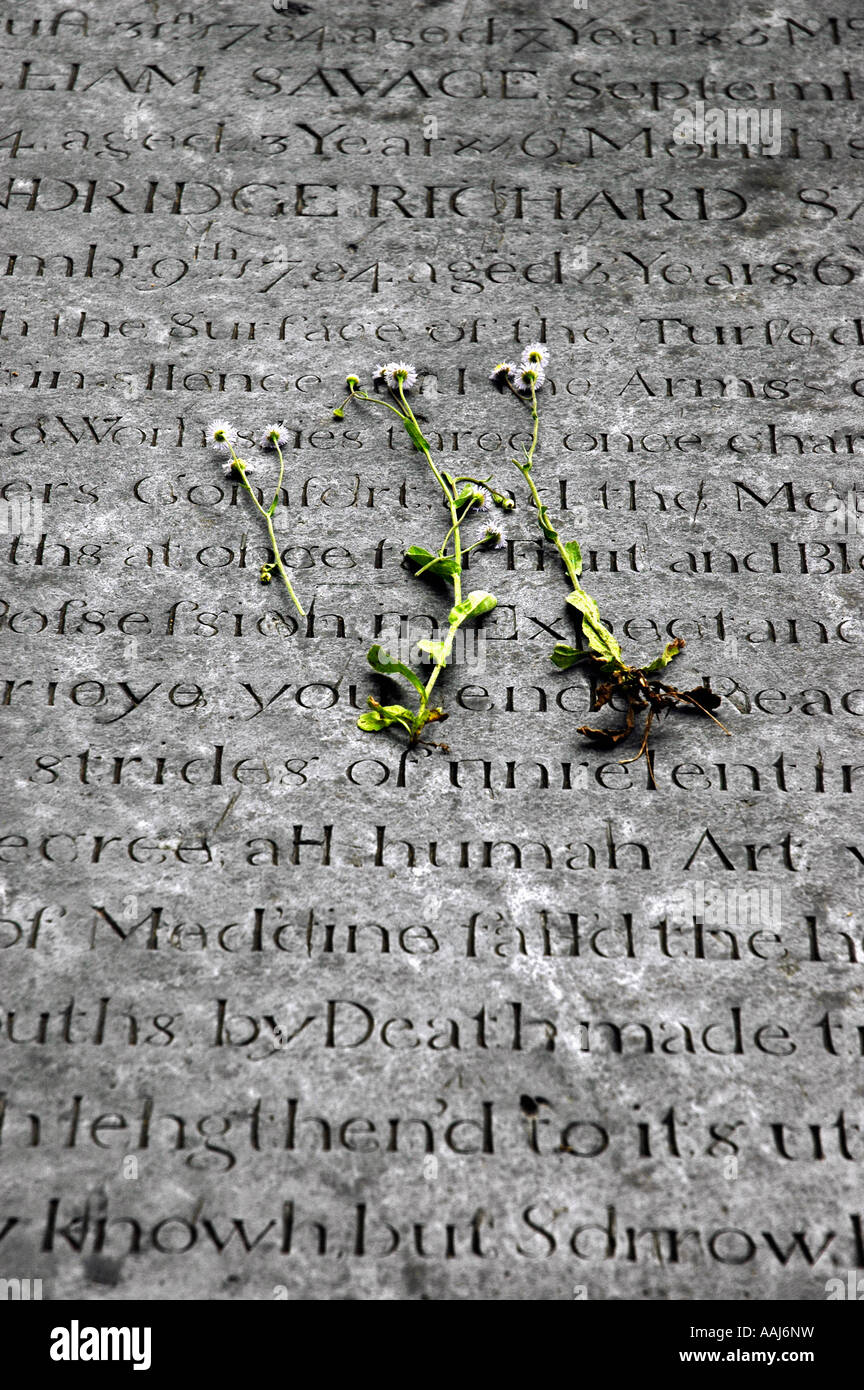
[0,0,862,1301]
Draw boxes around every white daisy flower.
[207,419,236,453]
[490,361,517,381]
[260,422,286,448]
[377,361,418,390]
[508,364,545,392]
[478,527,505,550]
[521,342,549,369]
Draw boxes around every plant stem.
[395,383,466,716]
[270,441,286,512]
[345,375,501,741]
[460,535,493,557]
[263,511,305,616]
[514,382,589,598]
[413,498,480,576]
[233,454,305,616]
[349,387,409,423]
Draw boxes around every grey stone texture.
[0,0,862,1300]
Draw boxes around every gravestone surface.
[0,0,862,1302]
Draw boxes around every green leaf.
[358,703,415,734]
[565,588,622,663]
[536,504,558,543]
[563,540,582,575]
[448,590,497,626]
[417,638,448,665]
[551,642,592,670]
[404,545,460,580]
[366,643,426,700]
[357,711,387,731]
[379,704,416,733]
[403,417,429,452]
[642,638,685,674]
[379,702,415,719]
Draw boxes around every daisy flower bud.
[346,374,360,389]
[521,342,549,369]
[207,419,236,453]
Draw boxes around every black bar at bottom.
[4,1296,857,1376]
